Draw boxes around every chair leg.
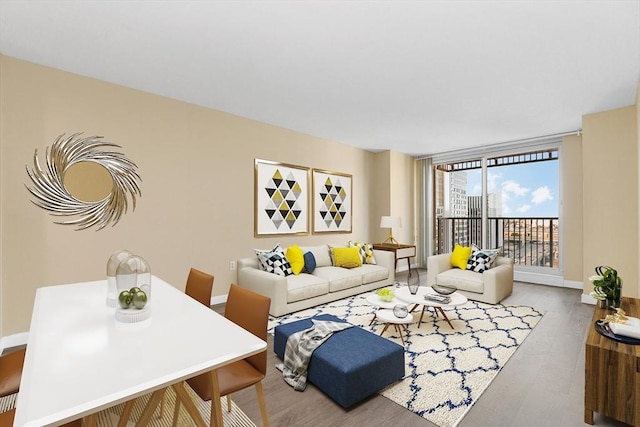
[255,381,269,427]
[226,394,232,413]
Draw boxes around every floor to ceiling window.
[432,147,560,275]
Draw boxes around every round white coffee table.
[365,293,406,326]
[375,309,414,346]
[395,286,468,329]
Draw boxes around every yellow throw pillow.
[332,247,362,268]
[451,244,472,269]
[286,244,305,275]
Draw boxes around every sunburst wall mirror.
[25,133,142,231]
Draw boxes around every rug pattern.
[268,291,544,427]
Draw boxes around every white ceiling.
[1,1,639,157]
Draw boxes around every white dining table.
[14,276,266,426]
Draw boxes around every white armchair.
[426,253,513,304]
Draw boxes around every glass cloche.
[106,249,132,307]
[115,255,151,322]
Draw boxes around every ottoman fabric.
[274,314,405,408]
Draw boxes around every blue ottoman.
[274,314,405,408]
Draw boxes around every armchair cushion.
[451,244,472,269]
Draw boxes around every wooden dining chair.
[184,268,215,399]
[0,347,82,426]
[0,347,25,400]
[0,408,82,427]
[215,284,271,427]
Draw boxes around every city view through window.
[435,150,559,269]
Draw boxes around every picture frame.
[312,169,352,233]
[254,159,309,236]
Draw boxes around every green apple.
[129,286,142,295]
[118,290,133,308]
[132,290,147,309]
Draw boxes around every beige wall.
[561,135,583,282]
[0,55,401,335]
[582,104,638,298]
[370,150,415,249]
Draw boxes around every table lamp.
[380,216,402,244]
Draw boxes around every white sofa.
[237,244,395,317]
[426,253,514,304]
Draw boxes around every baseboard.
[581,293,597,305]
[0,332,29,354]
[514,271,564,287]
[563,280,584,290]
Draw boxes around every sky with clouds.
[466,160,558,217]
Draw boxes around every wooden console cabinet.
[584,297,640,425]
[373,243,416,273]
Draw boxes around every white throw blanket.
[276,319,353,390]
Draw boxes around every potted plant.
[589,265,623,309]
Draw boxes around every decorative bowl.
[393,304,408,318]
[432,285,457,295]
[376,288,395,302]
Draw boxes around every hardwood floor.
[222,272,631,427]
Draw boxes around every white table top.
[14,276,266,426]
[395,285,468,307]
[375,309,414,325]
[365,293,406,309]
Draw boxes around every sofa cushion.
[314,266,363,292]
[286,245,305,275]
[451,244,472,269]
[255,244,292,277]
[354,264,389,284]
[437,268,484,294]
[466,251,491,273]
[349,241,377,265]
[301,245,332,267]
[332,247,362,268]
[302,251,316,274]
[286,274,330,303]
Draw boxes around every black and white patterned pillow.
[466,251,491,273]
[255,244,292,277]
[348,241,377,264]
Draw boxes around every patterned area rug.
[268,290,544,427]
[0,385,255,427]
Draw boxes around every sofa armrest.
[426,253,452,284]
[481,258,514,303]
[372,249,395,282]
[237,259,289,314]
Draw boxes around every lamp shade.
[380,216,402,228]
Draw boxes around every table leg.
[584,408,594,425]
[83,414,97,427]
[135,389,165,426]
[210,370,223,427]
[380,323,391,335]
[437,307,454,328]
[369,312,377,326]
[418,306,427,328]
[394,325,406,346]
[117,400,135,427]
[171,382,208,427]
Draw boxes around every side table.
[375,309,414,346]
[374,243,416,273]
[584,297,640,425]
